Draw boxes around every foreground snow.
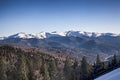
[95,68,120,80]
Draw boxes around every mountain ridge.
[1,31,120,40]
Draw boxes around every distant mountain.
[1,31,120,63]
[7,32,35,39]
[3,31,120,39]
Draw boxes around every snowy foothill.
[95,68,120,80]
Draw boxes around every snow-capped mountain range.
[1,31,120,40]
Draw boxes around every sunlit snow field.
[95,68,120,80]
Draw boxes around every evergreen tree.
[72,60,79,80]
[95,54,103,71]
[0,56,7,80]
[112,54,118,67]
[94,54,103,77]
[41,60,50,80]
[17,53,29,80]
[80,56,91,80]
[64,57,72,80]
[96,54,101,66]
[26,54,34,80]
[49,60,57,80]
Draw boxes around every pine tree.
[94,54,103,77]
[96,54,101,66]
[72,60,79,80]
[49,60,57,80]
[64,57,72,80]
[17,53,29,80]
[41,60,50,80]
[112,54,118,67]
[96,54,103,70]
[0,56,7,80]
[80,56,91,80]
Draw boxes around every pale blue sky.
[0,0,120,36]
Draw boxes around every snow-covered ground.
[95,68,120,80]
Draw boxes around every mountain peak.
[8,32,35,39]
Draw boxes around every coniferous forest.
[0,46,120,80]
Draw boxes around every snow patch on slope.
[95,68,120,80]
[8,32,35,39]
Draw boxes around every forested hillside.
[0,46,120,80]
